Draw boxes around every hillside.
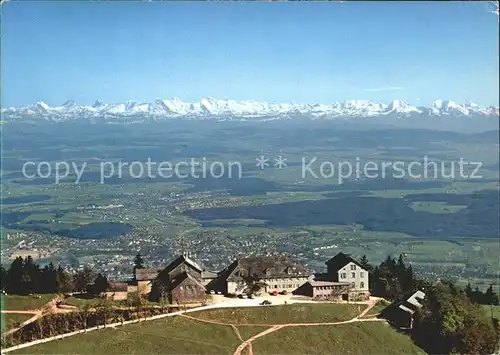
[8,303,424,355]
[252,322,424,355]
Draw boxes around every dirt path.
[2,295,385,354]
[230,325,244,343]
[2,295,76,337]
[232,298,381,355]
[0,310,38,315]
[181,301,385,355]
[234,325,284,355]
[180,298,382,355]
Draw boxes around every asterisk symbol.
[256,155,270,169]
[274,156,287,169]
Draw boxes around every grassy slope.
[234,326,269,341]
[189,303,364,324]
[252,322,425,355]
[63,296,131,308]
[10,304,424,355]
[11,317,240,355]
[482,304,500,320]
[1,294,55,311]
[360,300,390,318]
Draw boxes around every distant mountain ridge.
[1,98,499,123]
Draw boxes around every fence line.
[1,305,214,354]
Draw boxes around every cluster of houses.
[105,252,371,304]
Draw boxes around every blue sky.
[2,1,498,107]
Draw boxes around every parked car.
[248,294,255,299]
[210,290,215,295]
[260,300,272,305]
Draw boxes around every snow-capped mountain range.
[1,98,498,123]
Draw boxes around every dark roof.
[325,252,364,271]
[309,280,351,287]
[106,282,128,292]
[223,256,309,282]
[313,272,329,281]
[170,271,206,291]
[163,255,203,275]
[201,270,218,279]
[398,290,426,314]
[135,268,160,281]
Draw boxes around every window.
[274,285,278,289]
[351,282,355,288]
[351,272,355,278]
[360,272,364,277]
[288,284,292,288]
[360,282,364,288]
[341,273,346,279]
[350,264,356,270]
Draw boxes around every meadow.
[7,303,421,355]
[0,294,55,311]
[189,303,364,325]
[252,322,424,355]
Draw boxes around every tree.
[243,273,264,295]
[382,256,397,274]
[465,282,473,299]
[41,262,57,293]
[157,282,169,311]
[96,299,113,327]
[23,256,42,294]
[412,283,499,354]
[72,265,94,293]
[359,255,372,272]
[7,257,25,294]
[133,253,144,271]
[1,264,8,291]
[471,286,485,304]
[395,256,415,294]
[90,273,109,296]
[77,304,91,331]
[56,266,72,293]
[131,285,148,320]
[484,284,499,305]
